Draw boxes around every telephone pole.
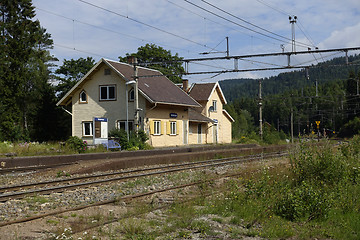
[259,79,263,140]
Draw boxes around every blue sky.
[33,0,360,83]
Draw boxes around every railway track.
[0,151,287,202]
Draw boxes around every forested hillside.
[221,54,360,141]
[220,54,360,101]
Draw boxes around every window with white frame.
[79,90,87,103]
[154,120,161,135]
[170,121,177,135]
[82,121,93,136]
[100,85,116,101]
[212,100,217,112]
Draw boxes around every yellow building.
[57,58,234,147]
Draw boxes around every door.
[197,124,202,144]
[213,123,218,143]
[183,120,188,145]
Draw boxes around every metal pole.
[291,108,294,143]
[126,84,129,141]
[226,36,229,57]
[259,79,263,140]
[133,59,139,131]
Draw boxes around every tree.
[0,0,54,141]
[55,57,95,99]
[119,44,185,83]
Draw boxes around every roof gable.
[106,60,200,107]
[57,58,200,108]
[189,82,227,104]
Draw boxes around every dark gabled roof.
[189,82,227,104]
[188,108,215,123]
[57,58,200,108]
[189,83,216,102]
[106,60,200,107]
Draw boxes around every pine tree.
[0,0,54,141]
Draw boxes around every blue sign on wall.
[94,118,108,122]
[169,113,178,118]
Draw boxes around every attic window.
[128,88,134,102]
[212,100,217,112]
[104,68,111,75]
[79,90,87,103]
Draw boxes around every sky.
[32,0,360,83]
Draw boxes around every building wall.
[145,105,189,147]
[71,64,146,144]
[199,87,233,144]
[188,122,207,145]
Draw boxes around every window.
[212,100,217,112]
[104,68,111,75]
[117,121,133,132]
[154,120,161,135]
[128,88,134,102]
[170,121,177,135]
[79,90,87,103]
[100,85,116,101]
[82,122,93,136]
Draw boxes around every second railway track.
[0,151,287,202]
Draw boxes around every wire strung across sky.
[35,7,195,55]
[77,0,221,52]
[166,0,281,48]
[183,0,313,49]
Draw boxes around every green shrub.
[66,136,87,153]
[109,128,130,149]
[274,181,330,221]
[109,129,150,150]
[290,142,347,185]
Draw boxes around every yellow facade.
[60,59,233,147]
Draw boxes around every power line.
[200,0,292,43]
[166,0,280,47]
[183,0,292,46]
[77,0,218,51]
[184,0,312,49]
[35,7,194,55]
[255,0,292,16]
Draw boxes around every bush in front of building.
[66,136,87,153]
[109,129,150,151]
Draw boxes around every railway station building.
[57,58,234,147]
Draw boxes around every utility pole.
[289,16,297,53]
[259,79,263,140]
[128,56,139,131]
[291,108,294,143]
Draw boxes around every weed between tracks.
[22,138,360,239]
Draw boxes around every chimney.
[182,79,189,92]
[127,55,137,65]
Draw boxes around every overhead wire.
[186,0,312,49]
[35,7,194,54]
[200,0,291,42]
[183,0,296,47]
[77,0,220,52]
[166,0,280,47]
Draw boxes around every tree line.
[223,66,360,140]
[0,0,185,142]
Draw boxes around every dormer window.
[128,88,134,102]
[79,90,87,103]
[104,68,111,75]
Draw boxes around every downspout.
[149,102,158,111]
[61,107,73,116]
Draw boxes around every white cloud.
[32,0,360,81]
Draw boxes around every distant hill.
[220,54,360,102]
